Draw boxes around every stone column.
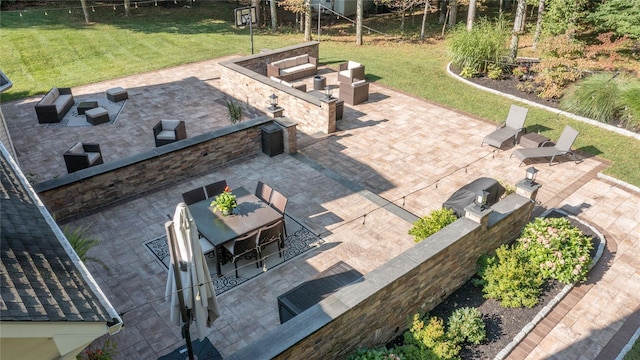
[464,204,493,229]
[274,117,298,154]
[515,179,542,202]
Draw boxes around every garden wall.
[219,42,338,134]
[229,191,537,360]
[35,117,275,221]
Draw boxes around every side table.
[313,75,326,91]
[519,132,554,148]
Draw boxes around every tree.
[356,0,363,45]
[80,0,90,24]
[447,0,457,29]
[587,0,640,40]
[466,0,476,31]
[420,0,432,39]
[304,0,312,41]
[509,0,526,61]
[125,0,130,17]
[270,0,278,32]
[252,0,261,27]
[543,0,590,38]
[532,0,545,50]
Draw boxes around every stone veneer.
[35,117,275,221]
[228,192,536,360]
[219,42,337,135]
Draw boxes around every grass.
[1,0,639,186]
[626,337,640,360]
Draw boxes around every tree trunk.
[466,0,476,31]
[447,0,457,29]
[532,0,545,50]
[124,0,130,17]
[80,0,90,23]
[509,0,526,62]
[439,0,447,24]
[304,0,312,41]
[356,0,363,45]
[252,0,261,27]
[270,0,278,31]
[420,0,430,39]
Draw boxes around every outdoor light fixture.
[475,190,489,210]
[526,167,539,186]
[268,93,278,110]
[324,86,333,100]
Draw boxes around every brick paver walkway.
[2,57,639,359]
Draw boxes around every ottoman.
[106,87,128,102]
[85,107,110,125]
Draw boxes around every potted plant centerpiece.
[211,186,238,216]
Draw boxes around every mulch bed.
[386,210,601,359]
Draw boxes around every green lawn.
[627,337,640,360]
[1,1,639,186]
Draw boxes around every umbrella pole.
[166,222,196,360]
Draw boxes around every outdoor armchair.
[511,125,580,166]
[339,79,369,105]
[63,142,103,173]
[481,104,528,148]
[153,120,187,147]
[338,61,365,84]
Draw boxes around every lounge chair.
[511,125,580,166]
[481,104,528,148]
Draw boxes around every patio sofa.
[35,87,75,124]
[269,76,307,92]
[267,54,318,82]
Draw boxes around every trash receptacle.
[261,123,283,157]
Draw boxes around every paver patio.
[2,56,639,359]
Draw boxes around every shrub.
[476,244,545,308]
[226,99,243,124]
[530,36,585,99]
[487,63,504,80]
[518,217,593,284]
[620,86,640,130]
[63,224,108,271]
[447,307,486,345]
[447,17,510,74]
[408,208,457,243]
[402,314,460,360]
[560,72,623,123]
[347,348,401,360]
[460,66,476,79]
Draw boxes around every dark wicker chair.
[153,120,187,147]
[63,142,103,173]
[339,80,369,105]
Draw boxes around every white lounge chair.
[511,125,580,166]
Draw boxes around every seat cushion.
[50,88,60,98]
[39,92,55,106]
[293,54,309,65]
[280,63,314,75]
[161,119,180,130]
[86,152,101,164]
[68,142,85,154]
[352,79,367,87]
[348,60,361,69]
[156,130,177,141]
[271,59,286,68]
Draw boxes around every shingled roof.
[0,148,112,323]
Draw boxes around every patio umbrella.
[165,203,220,359]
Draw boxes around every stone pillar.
[464,204,493,229]
[515,179,542,202]
[274,117,298,154]
[267,106,284,119]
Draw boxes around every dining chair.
[181,187,206,205]
[269,190,288,238]
[257,219,285,267]
[255,181,273,203]
[205,180,228,199]
[222,230,260,278]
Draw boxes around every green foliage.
[408,208,457,243]
[560,73,640,130]
[210,187,238,215]
[518,217,593,284]
[401,314,461,360]
[487,63,504,80]
[498,180,516,199]
[543,0,592,36]
[476,244,545,308]
[530,36,585,99]
[625,337,640,360]
[447,17,510,74]
[587,0,640,40]
[63,224,109,270]
[447,307,486,345]
[226,99,243,124]
[347,348,401,360]
[460,66,476,79]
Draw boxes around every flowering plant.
[81,338,117,360]
[210,186,237,215]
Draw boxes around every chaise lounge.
[481,104,528,148]
[511,125,580,166]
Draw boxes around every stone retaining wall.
[229,191,536,360]
[35,117,274,221]
[220,42,337,134]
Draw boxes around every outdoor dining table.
[188,187,283,277]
